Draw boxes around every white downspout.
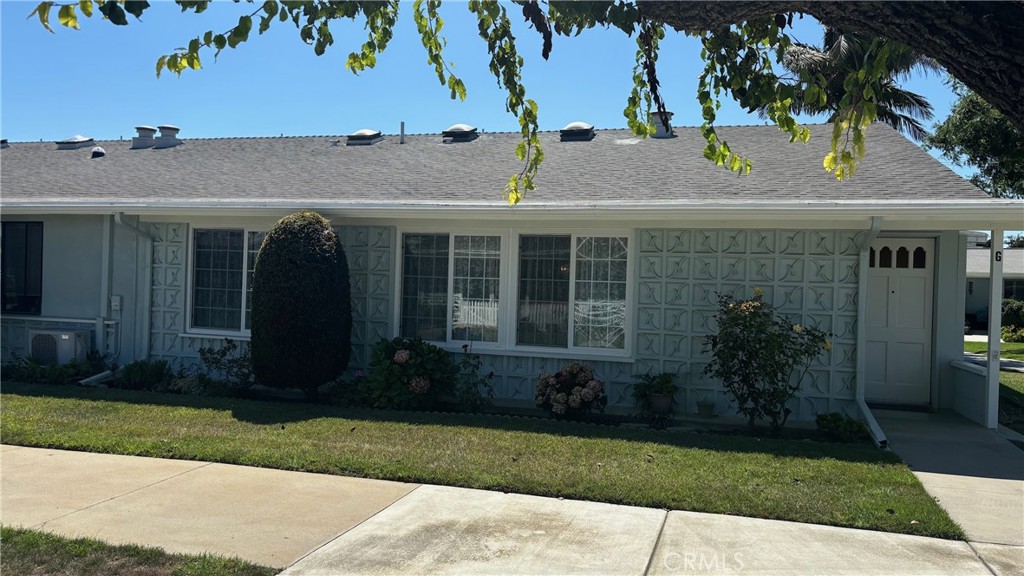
[986,229,1004,429]
[98,215,113,357]
[856,217,887,447]
[114,213,155,360]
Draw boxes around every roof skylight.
[346,128,384,146]
[560,121,595,142]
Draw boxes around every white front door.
[865,238,935,405]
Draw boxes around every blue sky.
[1,1,956,143]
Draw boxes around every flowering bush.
[704,289,832,431]
[364,337,458,409]
[454,344,495,413]
[536,361,607,418]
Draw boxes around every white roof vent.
[346,128,383,146]
[90,146,106,159]
[441,123,478,143]
[649,111,675,138]
[158,125,180,138]
[154,125,182,149]
[56,135,95,150]
[132,125,157,149]
[560,121,595,142]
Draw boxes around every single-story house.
[965,248,1024,328]
[2,122,1021,441]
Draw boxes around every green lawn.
[0,526,274,576]
[999,371,1024,435]
[1,382,962,540]
[964,341,1024,360]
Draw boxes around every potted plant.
[632,372,679,416]
[697,395,716,418]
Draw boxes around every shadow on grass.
[2,381,895,465]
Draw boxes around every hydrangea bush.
[704,289,831,431]
[364,337,458,409]
[536,361,607,418]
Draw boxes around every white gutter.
[855,216,887,448]
[114,212,155,361]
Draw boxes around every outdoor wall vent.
[154,124,182,149]
[559,121,595,142]
[1,139,8,149]
[90,146,106,159]
[346,128,383,146]
[441,123,478,143]
[55,135,95,150]
[131,125,157,149]
[649,111,675,138]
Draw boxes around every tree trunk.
[644,1,1024,131]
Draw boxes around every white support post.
[986,229,1004,429]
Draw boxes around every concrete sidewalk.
[1,445,1018,575]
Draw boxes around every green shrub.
[816,412,871,443]
[251,211,352,401]
[1002,325,1024,343]
[704,289,832,432]
[535,362,607,418]
[114,359,172,391]
[453,345,495,413]
[363,337,458,410]
[2,352,107,385]
[1002,299,1024,329]
[197,339,254,389]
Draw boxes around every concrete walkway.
[877,410,1024,575]
[0,445,1018,575]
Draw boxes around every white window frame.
[185,225,266,338]
[393,226,634,360]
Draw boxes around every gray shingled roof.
[0,123,999,208]
[967,248,1024,278]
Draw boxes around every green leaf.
[58,4,78,29]
[823,152,838,171]
[30,2,54,33]
[155,54,166,78]
[123,1,149,19]
[99,1,127,25]
[213,34,226,52]
[515,140,526,161]
[78,0,93,18]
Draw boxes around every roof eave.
[1,199,1020,229]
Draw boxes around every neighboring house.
[965,248,1024,328]
[2,122,1021,432]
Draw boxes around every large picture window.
[400,230,629,353]
[401,233,502,343]
[190,228,264,332]
[1,222,43,315]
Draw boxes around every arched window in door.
[879,246,892,268]
[913,247,927,268]
[896,247,909,268]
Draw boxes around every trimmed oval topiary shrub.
[251,211,351,401]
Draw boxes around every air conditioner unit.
[28,329,91,365]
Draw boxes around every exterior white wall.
[934,231,968,410]
[0,214,142,364]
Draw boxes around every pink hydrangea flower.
[408,377,430,395]
[393,349,411,364]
